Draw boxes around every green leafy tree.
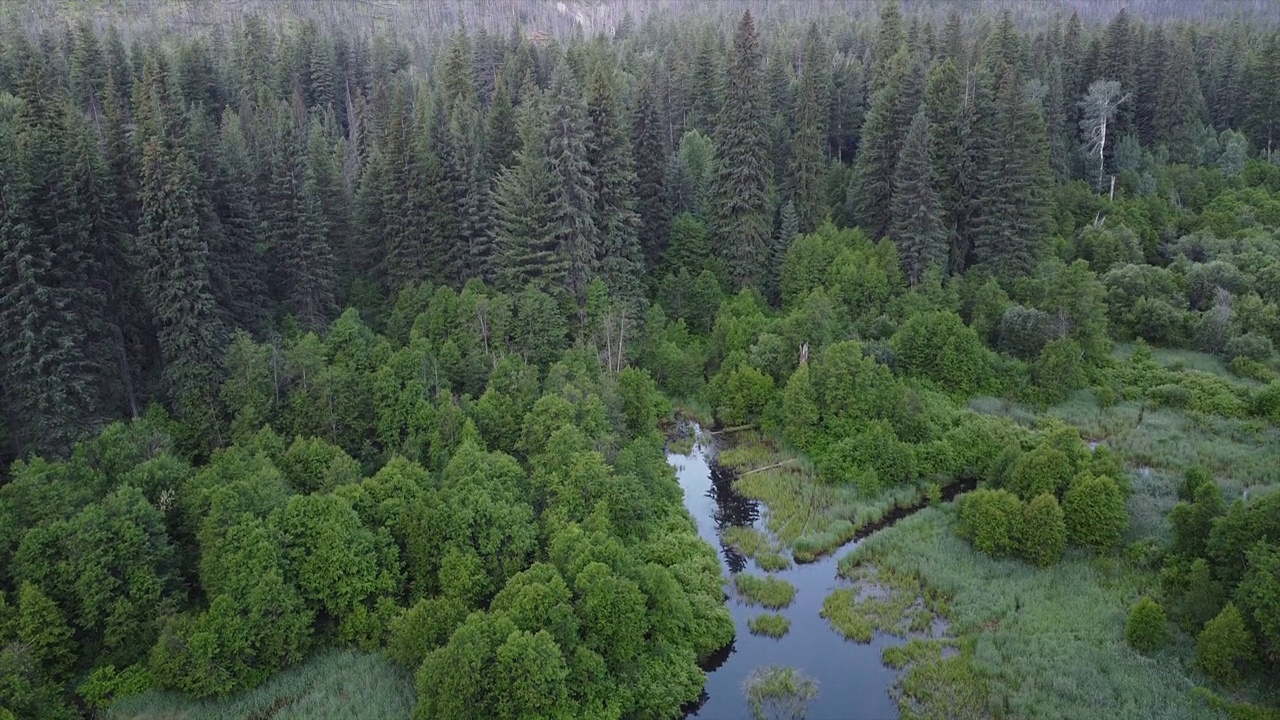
[1126,596,1170,653]
[1195,602,1256,686]
[958,488,1024,557]
[16,582,74,681]
[1019,493,1067,567]
[1063,473,1128,553]
[891,311,988,395]
[781,364,820,451]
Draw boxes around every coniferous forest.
[2,1,1280,718]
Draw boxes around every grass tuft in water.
[723,526,792,571]
[734,572,797,609]
[748,613,791,638]
[743,666,819,720]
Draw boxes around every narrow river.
[670,435,906,720]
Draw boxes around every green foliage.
[1063,473,1128,553]
[891,310,989,395]
[958,488,1023,557]
[1196,603,1256,686]
[77,664,152,711]
[748,613,791,638]
[734,573,797,609]
[1019,494,1067,567]
[1126,596,1170,653]
[1008,446,1073,501]
[743,666,818,720]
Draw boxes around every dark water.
[670,440,908,720]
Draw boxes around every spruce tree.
[265,102,337,331]
[891,109,946,286]
[1155,33,1208,156]
[134,55,227,426]
[1100,8,1136,136]
[493,83,560,295]
[870,0,905,92]
[1243,32,1280,158]
[788,22,829,235]
[767,201,799,305]
[450,100,495,284]
[207,111,268,332]
[1135,25,1165,145]
[68,19,106,126]
[852,49,909,242]
[0,57,114,455]
[487,72,520,172]
[711,11,771,290]
[545,60,598,311]
[585,63,643,303]
[971,68,1051,279]
[633,68,669,271]
[923,58,968,272]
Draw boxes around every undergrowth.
[105,651,415,720]
[734,572,797,609]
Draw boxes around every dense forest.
[2,1,1280,718]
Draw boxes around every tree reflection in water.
[707,462,760,574]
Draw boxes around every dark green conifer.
[788,22,829,235]
[632,68,669,271]
[891,109,946,285]
[711,11,771,290]
[585,64,643,303]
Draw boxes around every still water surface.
[669,438,906,720]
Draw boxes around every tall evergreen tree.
[923,58,969,272]
[1135,25,1165,145]
[545,60,598,311]
[1156,33,1208,156]
[870,0,905,92]
[493,82,559,295]
[632,68,669,271]
[265,103,336,331]
[852,49,910,242]
[971,68,1051,279]
[0,58,109,455]
[134,55,227,427]
[207,111,267,332]
[788,22,829,235]
[1243,31,1280,158]
[711,11,771,289]
[891,109,946,286]
[585,64,643,303]
[1100,8,1137,136]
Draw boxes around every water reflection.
[707,463,759,573]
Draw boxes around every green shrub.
[77,664,153,710]
[781,365,820,451]
[958,489,1024,557]
[716,365,775,427]
[1063,473,1128,553]
[734,573,797,609]
[997,305,1056,360]
[1195,603,1256,686]
[1019,494,1067,567]
[1229,356,1274,383]
[1009,446,1073,501]
[1224,332,1274,363]
[748,613,791,638]
[892,311,990,394]
[1254,381,1280,424]
[1126,596,1170,653]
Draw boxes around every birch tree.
[1079,80,1128,194]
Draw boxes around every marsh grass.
[821,564,945,643]
[743,666,819,720]
[848,507,1228,719]
[748,613,791,638]
[734,572,797,609]
[723,526,792,571]
[105,651,415,720]
[722,432,947,561]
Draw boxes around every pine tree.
[870,0,905,92]
[68,19,106,127]
[1100,8,1136,136]
[306,112,356,304]
[207,111,268,332]
[767,201,799,305]
[891,109,946,286]
[632,68,669,271]
[690,27,724,135]
[545,60,599,311]
[788,22,829,235]
[711,11,771,290]
[487,72,520,171]
[451,101,496,284]
[1135,25,1165,145]
[493,83,560,295]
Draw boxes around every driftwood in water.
[738,459,799,477]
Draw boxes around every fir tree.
[265,102,337,332]
[493,83,560,295]
[711,11,771,290]
[767,201,799,305]
[1135,25,1165,145]
[585,64,643,303]
[870,0,905,92]
[545,60,598,311]
[923,58,968,272]
[788,22,829,235]
[632,68,669,271]
[1155,33,1208,156]
[1243,32,1280,158]
[891,109,946,286]
[207,111,267,332]
[971,68,1051,279]
[487,72,520,171]
[852,49,911,242]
